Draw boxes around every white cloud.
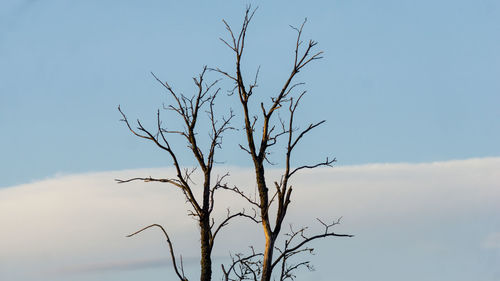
[1,158,499,280]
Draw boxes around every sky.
[0,0,499,280]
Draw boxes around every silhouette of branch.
[222,246,263,281]
[271,218,353,273]
[289,157,336,178]
[127,224,188,281]
[218,184,260,208]
[210,209,261,249]
[115,177,184,188]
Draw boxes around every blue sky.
[1,0,499,280]
[1,0,498,188]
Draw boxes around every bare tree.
[117,67,258,281]
[118,7,350,281]
[215,7,353,281]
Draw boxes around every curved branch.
[289,157,336,178]
[210,209,261,249]
[127,224,188,281]
[219,184,260,208]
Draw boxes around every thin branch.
[289,157,336,178]
[219,184,260,208]
[210,209,261,249]
[271,219,353,270]
[208,67,237,81]
[222,247,263,281]
[289,120,326,151]
[127,224,188,281]
[115,176,184,189]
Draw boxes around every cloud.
[54,256,199,274]
[1,158,499,281]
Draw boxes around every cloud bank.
[1,158,499,281]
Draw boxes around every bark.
[261,233,275,281]
[200,214,212,281]
[254,163,274,281]
[200,173,212,281]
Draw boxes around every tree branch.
[127,224,188,281]
[115,176,184,189]
[210,209,261,249]
[271,219,353,270]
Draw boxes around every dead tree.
[216,8,353,281]
[117,7,350,281]
[117,67,257,281]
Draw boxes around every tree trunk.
[254,163,275,281]
[261,233,275,281]
[200,215,212,281]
